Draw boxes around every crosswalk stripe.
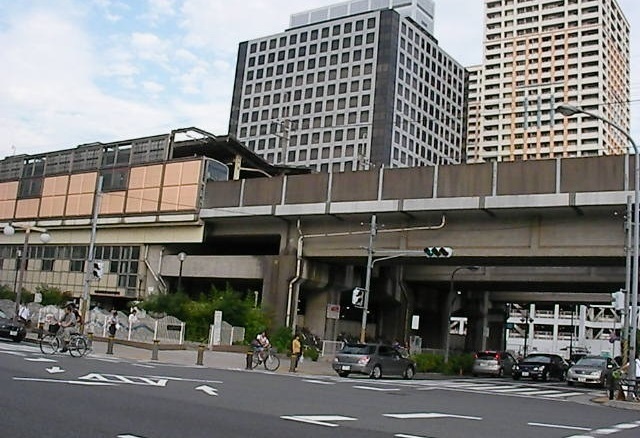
[542,392,584,398]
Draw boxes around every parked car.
[472,351,517,377]
[512,353,569,381]
[0,308,27,342]
[566,355,617,387]
[332,343,416,379]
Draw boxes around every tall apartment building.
[228,0,467,172]
[467,0,630,163]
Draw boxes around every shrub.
[413,353,444,373]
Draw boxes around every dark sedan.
[512,353,568,381]
[0,308,27,342]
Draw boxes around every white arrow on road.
[195,385,218,396]
[384,412,482,421]
[46,366,65,374]
[281,415,357,427]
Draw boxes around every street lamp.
[177,251,187,292]
[3,223,51,322]
[444,266,480,363]
[556,103,639,382]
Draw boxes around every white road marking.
[281,415,357,427]
[148,375,222,384]
[589,428,621,435]
[490,388,543,393]
[79,373,168,387]
[25,357,57,362]
[613,423,640,429]
[0,350,26,356]
[14,377,115,386]
[117,435,146,438]
[46,366,65,374]
[542,391,584,398]
[195,385,218,396]
[384,412,482,421]
[528,422,591,431]
[395,435,430,438]
[353,385,400,392]
[302,379,335,385]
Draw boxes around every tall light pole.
[177,252,187,292]
[3,223,51,322]
[556,103,638,382]
[444,266,479,363]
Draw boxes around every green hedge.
[412,352,475,375]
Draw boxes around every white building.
[228,0,466,172]
[467,0,630,163]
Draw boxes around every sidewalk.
[25,332,334,376]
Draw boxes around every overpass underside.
[194,203,625,353]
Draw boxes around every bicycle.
[251,347,280,371]
[39,330,89,357]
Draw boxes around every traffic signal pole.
[360,215,376,343]
[81,175,103,334]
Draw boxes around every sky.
[0,0,638,159]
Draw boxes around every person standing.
[18,304,31,326]
[107,310,119,337]
[290,334,302,372]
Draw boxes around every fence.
[321,340,344,357]
[208,320,245,347]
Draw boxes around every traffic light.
[611,289,625,311]
[423,246,453,258]
[352,287,366,307]
[92,261,104,280]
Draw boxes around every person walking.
[289,334,302,372]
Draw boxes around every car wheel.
[403,366,415,380]
[567,380,574,386]
[337,371,349,378]
[472,373,478,377]
[513,374,520,380]
[370,365,382,379]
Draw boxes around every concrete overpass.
[158,155,631,352]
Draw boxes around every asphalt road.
[1,340,639,438]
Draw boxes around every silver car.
[472,351,517,377]
[566,355,617,387]
[332,343,416,379]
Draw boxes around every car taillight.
[495,354,500,360]
[357,356,371,365]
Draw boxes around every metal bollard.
[151,339,159,361]
[196,344,205,366]
[289,355,297,372]
[246,350,253,369]
[106,335,115,355]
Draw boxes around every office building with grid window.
[228,0,467,172]
[466,0,630,163]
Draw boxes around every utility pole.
[360,214,377,343]
[81,175,103,334]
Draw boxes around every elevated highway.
[161,155,632,352]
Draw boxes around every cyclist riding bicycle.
[57,304,77,352]
[252,331,270,362]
